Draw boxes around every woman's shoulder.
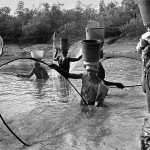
[98,80,108,90]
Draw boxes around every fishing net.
[0,34,83,147]
[52,20,102,49]
[0,21,146,149]
[52,20,103,71]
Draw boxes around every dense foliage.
[0,0,146,44]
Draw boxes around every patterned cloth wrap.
[141,118,150,150]
[83,61,99,72]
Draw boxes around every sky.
[0,0,122,12]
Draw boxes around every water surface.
[0,57,147,150]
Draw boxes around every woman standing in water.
[49,62,108,107]
[53,38,82,73]
[136,27,150,150]
[53,48,82,73]
[17,61,49,80]
[51,39,108,107]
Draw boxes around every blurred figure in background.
[53,47,82,73]
[17,62,49,80]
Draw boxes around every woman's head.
[87,69,97,77]
[35,62,40,68]
[84,63,99,79]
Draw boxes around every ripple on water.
[0,57,147,150]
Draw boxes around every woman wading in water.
[53,38,82,73]
[136,27,150,150]
[51,39,108,107]
[49,62,108,107]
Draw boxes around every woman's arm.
[49,64,82,79]
[53,47,60,61]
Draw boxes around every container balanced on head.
[85,27,124,89]
[50,39,108,107]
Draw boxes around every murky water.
[0,57,148,150]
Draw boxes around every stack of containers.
[81,27,105,70]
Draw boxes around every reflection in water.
[52,75,71,103]
[33,79,47,99]
[59,77,70,99]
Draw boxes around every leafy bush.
[120,18,146,38]
[105,25,121,38]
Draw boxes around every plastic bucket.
[31,50,45,58]
[81,40,102,62]
[138,0,150,27]
[99,49,103,59]
[60,38,68,53]
[85,27,105,41]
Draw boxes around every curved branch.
[0,114,29,146]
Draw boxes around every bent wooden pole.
[0,114,29,146]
